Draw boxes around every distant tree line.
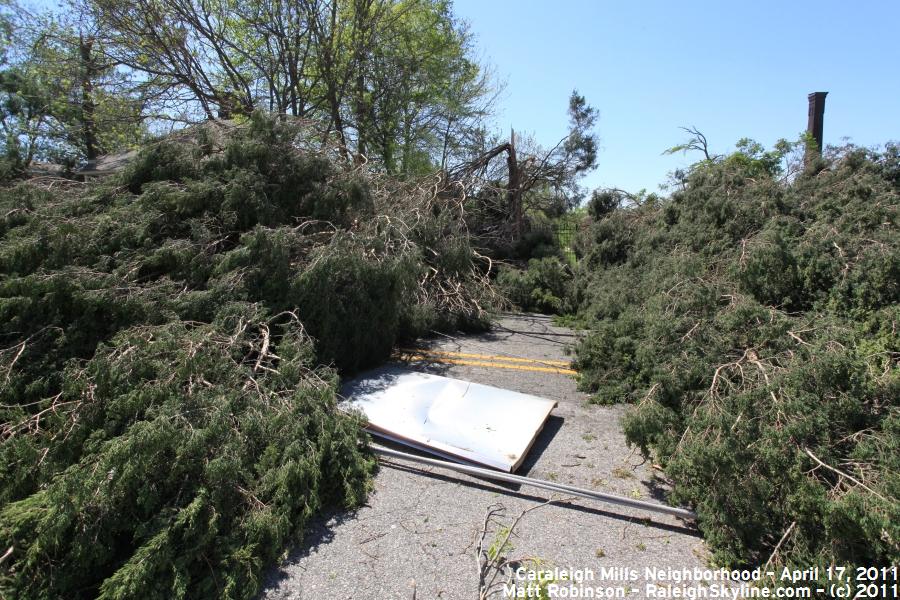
[1,0,601,250]
[1,0,495,176]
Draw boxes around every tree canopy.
[78,0,494,175]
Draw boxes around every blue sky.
[452,0,900,195]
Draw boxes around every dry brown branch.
[476,497,572,600]
[803,447,888,502]
[787,330,811,346]
[2,341,26,383]
[253,324,271,373]
[707,348,752,398]
[763,520,796,574]
[679,321,701,343]
[1,394,81,442]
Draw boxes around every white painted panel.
[342,368,557,472]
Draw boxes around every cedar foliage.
[0,114,496,598]
[497,257,573,314]
[573,143,899,575]
[2,313,373,599]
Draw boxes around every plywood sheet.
[342,368,557,472]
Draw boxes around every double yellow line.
[397,348,577,375]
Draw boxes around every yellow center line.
[398,353,578,375]
[398,348,573,367]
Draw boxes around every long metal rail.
[372,445,697,521]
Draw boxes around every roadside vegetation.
[569,141,899,575]
[0,115,497,599]
[1,0,598,593]
[1,0,896,595]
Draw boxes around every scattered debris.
[372,445,697,520]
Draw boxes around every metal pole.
[372,445,697,521]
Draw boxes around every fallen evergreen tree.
[497,257,574,314]
[572,141,899,581]
[0,114,498,598]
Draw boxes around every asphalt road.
[259,314,711,600]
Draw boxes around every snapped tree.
[449,90,598,245]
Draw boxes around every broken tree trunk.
[447,130,527,242]
[506,129,523,240]
[79,36,99,161]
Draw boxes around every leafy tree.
[586,188,620,220]
[0,66,54,172]
[0,1,12,66]
[562,90,599,180]
[664,127,805,189]
[0,3,146,169]
[359,0,494,175]
[86,0,495,174]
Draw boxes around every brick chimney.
[806,92,828,158]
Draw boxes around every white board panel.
[342,368,557,472]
